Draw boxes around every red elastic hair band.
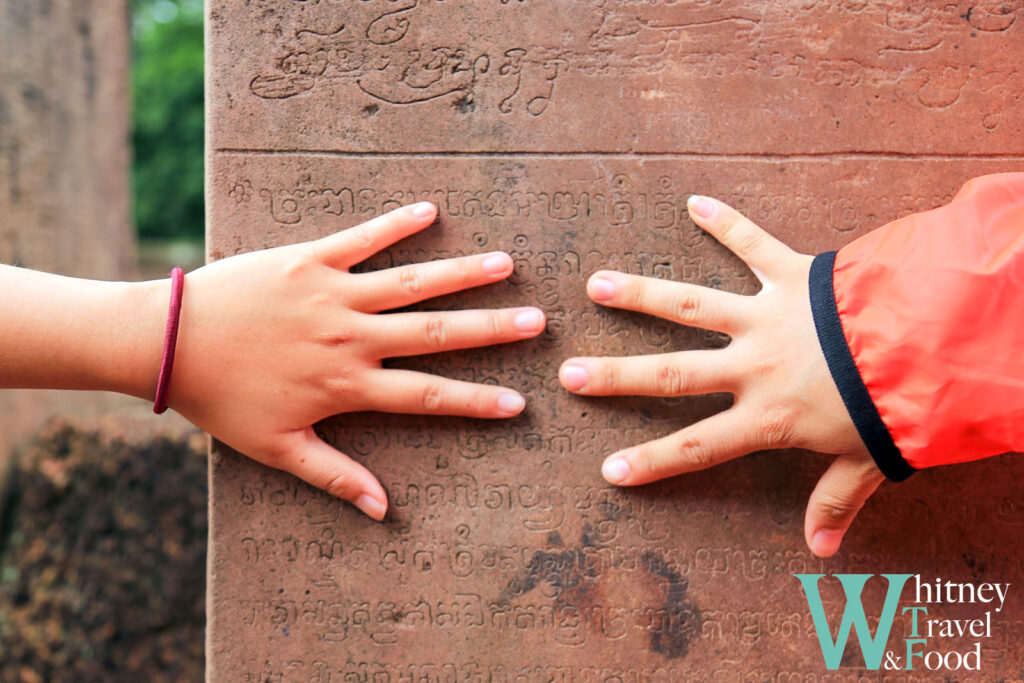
[153,267,185,414]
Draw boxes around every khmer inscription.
[208,0,1024,678]
[209,0,1024,152]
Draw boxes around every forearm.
[0,264,167,400]
[820,172,1024,475]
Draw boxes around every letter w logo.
[795,573,912,670]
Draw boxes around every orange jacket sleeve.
[809,173,1024,481]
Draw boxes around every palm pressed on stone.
[560,195,884,558]
[167,203,546,520]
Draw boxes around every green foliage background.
[132,0,204,242]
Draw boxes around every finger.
[804,453,884,558]
[350,251,514,312]
[368,307,545,358]
[686,195,797,283]
[559,350,737,397]
[600,408,756,486]
[359,369,528,418]
[314,202,438,269]
[586,270,749,334]
[271,428,388,520]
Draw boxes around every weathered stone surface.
[208,1,1024,154]
[0,0,134,279]
[207,2,1024,678]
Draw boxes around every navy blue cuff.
[808,252,915,482]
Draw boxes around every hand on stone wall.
[170,203,547,520]
[0,203,546,521]
[559,196,882,559]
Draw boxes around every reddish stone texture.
[207,2,1024,679]
[207,1,1024,154]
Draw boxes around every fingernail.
[411,201,435,218]
[560,363,589,391]
[602,454,631,484]
[481,252,511,275]
[497,392,526,415]
[514,309,544,332]
[589,276,615,301]
[688,195,715,219]
[812,529,844,557]
[354,493,387,521]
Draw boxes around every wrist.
[108,277,170,401]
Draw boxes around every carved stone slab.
[208,1,1024,154]
[207,2,1024,679]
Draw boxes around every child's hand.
[165,203,545,520]
[559,196,881,558]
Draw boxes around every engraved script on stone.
[207,1,1024,679]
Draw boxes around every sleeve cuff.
[808,251,915,482]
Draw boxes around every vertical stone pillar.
[0,0,136,462]
[0,0,134,280]
[206,2,1024,678]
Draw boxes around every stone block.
[206,2,1024,677]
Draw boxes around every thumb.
[804,453,885,558]
[271,428,389,521]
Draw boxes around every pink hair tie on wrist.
[153,267,185,414]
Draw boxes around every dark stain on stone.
[500,548,594,601]
[597,499,622,521]
[546,531,564,547]
[641,551,700,660]
[499,532,700,660]
[453,95,476,114]
[580,522,597,548]
[963,552,988,580]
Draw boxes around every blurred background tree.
[131,0,205,265]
